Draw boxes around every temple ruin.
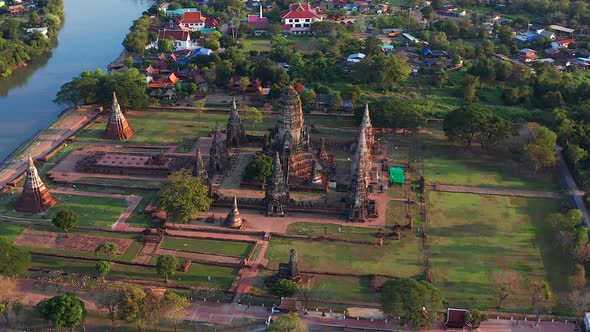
[209,123,230,173]
[224,196,243,228]
[193,148,211,187]
[265,152,289,216]
[16,156,56,213]
[226,98,246,148]
[105,92,135,141]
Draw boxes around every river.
[0,0,151,161]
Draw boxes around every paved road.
[557,146,590,227]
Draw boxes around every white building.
[280,3,323,34]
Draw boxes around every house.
[157,30,193,51]
[166,7,198,18]
[552,38,576,50]
[277,297,302,312]
[281,3,323,34]
[445,308,467,329]
[192,48,212,57]
[245,5,269,36]
[347,53,365,63]
[315,93,335,109]
[26,27,48,36]
[179,11,207,31]
[149,73,179,89]
[8,4,24,14]
[539,29,556,41]
[145,64,159,76]
[519,48,537,62]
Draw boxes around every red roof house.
[179,11,206,31]
[553,38,576,49]
[281,3,323,34]
[149,73,180,89]
[157,30,192,51]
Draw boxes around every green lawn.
[161,237,253,257]
[30,254,237,289]
[242,38,272,52]
[386,200,408,227]
[75,111,228,145]
[423,143,560,191]
[0,223,27,242]
[0,192,129,229]
[265,236,423,277]
[312,275,378,303]
[286,222,379,242]
[428,192,570,311]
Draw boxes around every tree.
[569,264,586,290]
[204,38,220,51]
[466,309,487,329]
[97,289,119,331]
[267,312,307,332]
[380,278,443,328]
[343,84,361,106]
[11,300,23,325]
[522,127,557,173]
[271,279,297,297]
[36,292,86,331]
[95,242,120,262]
[0,237,31,277]
[245,154,273,184]
[158,39,174,53]
[238,76,250,100]
[300,90,317,110]
[96,261,111,281]
[443,107,486,147]
[117,285,146,332]
[51,208,79,237]
[364,36,383,56]
[463,74,479,105]
[156,255,180,282]
[1,19,19,40]
[432,70,449,88]
[524,279,552,314]
[163,291,190,332]
[0,276,16,327]
[157,169,212,224]
[242,106,263,131]
[489,270,521,309]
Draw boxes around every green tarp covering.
[389,167,405,184]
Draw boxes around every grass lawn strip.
[286,222,379,242]
[161,237,253,257]
[0,223,27,242]
[428,192,569,311]
[30,254,237,289]
[386,200,407,227]
[265,236,423,277]
[312,275,378,303]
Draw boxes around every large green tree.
[380,278,443,328]
[117,285,146,332]
[51,208,79,237]
[443,107,512,148]
[95,261,111,281]
[245,154,274,184]
[157,169,212,224]
[95,242,120,262]
[522,126,557,173]
[267,312,307,332]
[156,255,180,282]
[36,292,86,331]
[0,237,31,277]
[163,291,190,332]
[367,97,425,133]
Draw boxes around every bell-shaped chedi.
[226,98,246,148]
[16,156,56,213]
[308,159,322,185]
[105,92,135,141]
[224,196,243,228]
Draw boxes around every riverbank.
[0,106,99,188]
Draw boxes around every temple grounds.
[428,192,568,311]
[14,229,133,254]
[160,237,253,257]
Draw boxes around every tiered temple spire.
[209,122,229,173]
[224,196,243,228]
[347,127,370,221]
[226,98,246,148]
[316,137,328,161]
[16,156,56,213]
[105,92,135,141]
[193,148,210,186]
[265,152,289,216]
[360,103,374,153]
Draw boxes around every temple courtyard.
[0,89,571,315]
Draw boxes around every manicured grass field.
[75,111,228,145]
[423,143,560,191]
[312,275,378,303]
[428,192,570,311]
[386,200,407,227]
[0,223,27,242]
[265,236,423,277]
[30,254,237,289]
[286,222,379,243]
[161,237,253,257]
[0,192,128,228]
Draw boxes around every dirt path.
[51,187,142,231]
[157,248,242,265]
[432,184,562,199]
[0,107,99,188]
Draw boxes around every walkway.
[433,184,562,199]
[0,107,98,188]
[557,146,590,227]
[51,187,143,231]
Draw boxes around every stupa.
[209,123,229,173]
[224,196,243,228]
[105,92,135,141]
[265,152,289,216]
[16,157,56,213]
[226,98,246,148]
